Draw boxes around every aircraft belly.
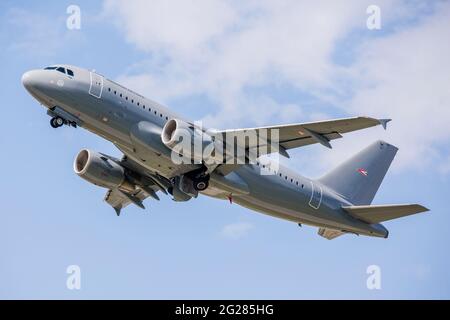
[232,194,378,235]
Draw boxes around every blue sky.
[1,0,449,299]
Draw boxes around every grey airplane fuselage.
[22,65,388,238]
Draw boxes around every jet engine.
[161,118,219,164]
[73,149,135,192]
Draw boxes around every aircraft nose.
[21,70,39,91]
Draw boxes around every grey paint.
[22,65,428,239]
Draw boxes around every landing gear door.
[309,181,322,209]
[89,71,103,98]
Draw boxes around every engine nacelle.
[73,149,134,192]
[161,118,218,164]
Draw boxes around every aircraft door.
[89,71,103,98]
[309,181,322,209]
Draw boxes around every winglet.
[379,119,392,130]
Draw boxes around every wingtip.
[379,118,392,130]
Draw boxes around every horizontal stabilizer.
[343,204,429,224]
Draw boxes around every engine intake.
[74,149,134,192]
[161,118,218,164]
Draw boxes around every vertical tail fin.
[319,140,398,205]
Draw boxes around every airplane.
[22,64,429,240]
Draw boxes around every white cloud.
[103,0,450,173]
[318,2,450,173]
[220,222,254,240]
[103,1,372,103]
[103,0,236,55]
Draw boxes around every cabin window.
[44,66,57,70]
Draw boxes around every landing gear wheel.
[55,117,64,126]
[50,117,64,128]
[193,177,209,191]
[50,118,58,128]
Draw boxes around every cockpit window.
[44,66,74,77]
[56,67,66,74]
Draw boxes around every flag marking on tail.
[357,168,368,176]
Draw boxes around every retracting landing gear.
[193,175,209,191]
[189,167,210,192]
[50,116,65,128]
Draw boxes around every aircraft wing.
[216,117,390,157]
[318,228,346,240]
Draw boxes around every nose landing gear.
[50,117,65,128]
[47,107,81,129]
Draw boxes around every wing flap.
[342,204,429,224]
